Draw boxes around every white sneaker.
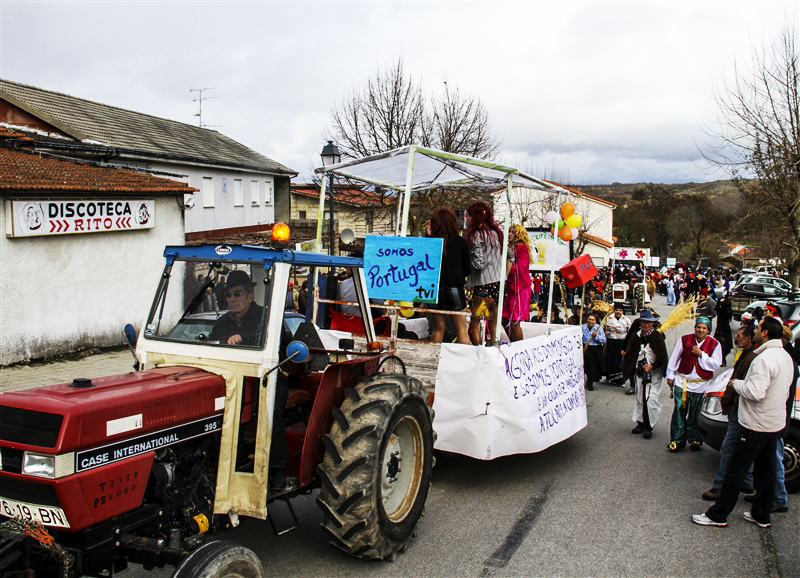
[743,511,771,528]
[692,513,727,527]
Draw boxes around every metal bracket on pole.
[495,176,513,344]
[545,190,562,335]
[399,145,416,237]
[315,172,328,253]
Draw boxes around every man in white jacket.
[692,317,793,528]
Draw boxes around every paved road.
[2,295,797,577]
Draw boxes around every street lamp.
[320,141,341,256]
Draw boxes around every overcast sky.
[0,1,795,184]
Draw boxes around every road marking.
[481,484,551,576]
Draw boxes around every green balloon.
[557,219,566,229]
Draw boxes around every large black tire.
[316,373,435,560]
[633,285,645,314]
[172,541,263,578]
[784,424,800,494]
[602,284,613,304]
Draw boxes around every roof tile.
[0,79,296,176]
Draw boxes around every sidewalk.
[0,349,135,394]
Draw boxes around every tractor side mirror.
[338,338,355,351]
[122,324,140,371]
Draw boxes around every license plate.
[0,497,70,528]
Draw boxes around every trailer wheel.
[784,424,800,494]
[317,373,434,560]
[172,541,263,578]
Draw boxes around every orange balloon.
[560,202,575,218]
[559,226,573,242]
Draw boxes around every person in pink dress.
[503,224,533,342]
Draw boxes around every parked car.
[730,283,790,320]
[740,300,800,342]
[734,274,792,293]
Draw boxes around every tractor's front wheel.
[317,373,434,560]
[171,541,263,578]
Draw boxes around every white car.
[735,274,792,293]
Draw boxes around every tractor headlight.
[23,452,55,478]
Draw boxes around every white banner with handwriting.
[433,325,587,459]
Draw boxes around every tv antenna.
[190,87,221,128]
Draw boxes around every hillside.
[576,180,739,202]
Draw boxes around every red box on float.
[559,254,598,289]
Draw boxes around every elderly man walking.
[666,317,723,451]
[692,317,794,528]
[621,309,669,439]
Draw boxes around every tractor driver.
[209,270,264,346]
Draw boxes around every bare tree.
[705,23,800,282]
[327,58,426,159]
[424,82,501,159]
[327,58,500,160]
[323,58,502,234]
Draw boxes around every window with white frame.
[233,179,243,206]
[265,180,273,205]
[202,177,214,208]
[251,180,260,206]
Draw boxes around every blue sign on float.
[363,236,443,303]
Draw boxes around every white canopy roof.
[313,145,565,193]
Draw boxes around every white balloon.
[570,227,579,240]
[545,211,559,224]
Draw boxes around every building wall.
[290,193,395,238]
[498,187,614,263]
[148,161,276,234]
[0,194,185,365]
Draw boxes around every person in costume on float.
[621,309,669,438]
[666,317,723,451]
[502,224,533,342]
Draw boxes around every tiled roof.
[580,232,614,248]
[0,130,197,193]
[292,184,387,207]
[0,79,296,176]
[548,183,617,208]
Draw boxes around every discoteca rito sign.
[7,200,155,238]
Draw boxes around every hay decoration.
[658,297,697,334]
[592,300,614,316]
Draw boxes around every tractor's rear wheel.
[317,373,434,560]
[633,285,645,314]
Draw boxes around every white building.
[0,128,194,365]
[496,184,616,266]
[0,79,297,240]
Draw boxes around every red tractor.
[0,241,434,577]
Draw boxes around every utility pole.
[190,87,219,128]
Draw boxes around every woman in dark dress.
[714,295,733,365]
[429,207,471,344]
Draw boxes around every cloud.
[1,0,794,184]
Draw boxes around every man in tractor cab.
[208,270,293,490]
[209,270,265,346]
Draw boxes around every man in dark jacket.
[701,325,759,501]
[622,309,670,439]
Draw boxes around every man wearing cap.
[692,317,794,528]
[666,317,723,451]
[621,309,669,438]
[209,270,265,346]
